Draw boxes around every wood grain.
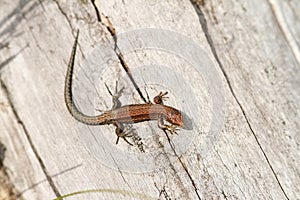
[0,0,298,199]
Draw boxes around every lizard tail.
[64,30,108,125]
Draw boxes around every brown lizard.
[64,30,184,144]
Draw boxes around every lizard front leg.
[154,91,179,134]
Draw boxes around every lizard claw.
[154,91,169,104]
[115,124,134,145]
[116,134,133,146]
[116,136,133,146]
[164,124,180,135]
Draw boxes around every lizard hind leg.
[114,122,134,145]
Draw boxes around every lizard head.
[165,108,184,128]
[165,109,194,130]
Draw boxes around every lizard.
[64,30,184,145]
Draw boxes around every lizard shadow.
[181,111,193,130]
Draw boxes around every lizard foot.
[163,124,180,135]
[154,91,168,104]
[115,124,134,145]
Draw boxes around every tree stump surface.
[0,0,299,199]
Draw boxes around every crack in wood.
[268,0,300,65]
[53,0,73,32]
[17,164,82,197]
[148,126,191,199]
[190,2,290,200]
[213,147,245,197]
[164,131,202,200]
[154,182,171,200]
[89,1,206,199]
[90,0,147,103]
[0,81,61,198]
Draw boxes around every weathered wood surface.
[0,0,299,199]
